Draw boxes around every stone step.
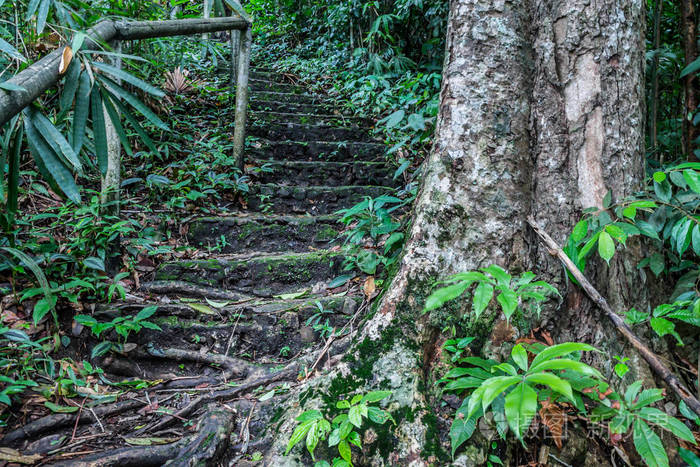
[187,214,340,254]
[253,160,395,187]
[249,78,306,94]
[155,250,345,297]
[247,140,385,162]
[249,100,338,114]
[251,91,333,106]
[251,111,370,127]
[248,122,377,143]
[251,70,302,83]
[247,184,393,215]
[97,295,359,359]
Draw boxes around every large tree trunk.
[264,0,646,464]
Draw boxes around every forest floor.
[0,62,405,465]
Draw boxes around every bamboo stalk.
[527,216,700,417]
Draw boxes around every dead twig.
[527,216,700,417]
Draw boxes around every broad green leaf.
[480,376,521,414]
[598,231,615,264]
[496,288,518,321]
[36,0,51,34]
[101,90,133,157]
[0,81,26,92]
[424,281,471,312]
[72,69,91,154]
[327,274,354,289]
[525,373,573,401]
[530,342,597,369]
[504,382,537,439]
[383,109,405,129]
[683,170,700,193]
[90,86,109,176]
[109,93,159,155]
[0,37,26,62]
[511,344,528,371]
[571,219,588,242]
[367,406,390,424]
[338,439,352,463]
[83,256,105,271]
[529,358,603,380]
[99,77,169,130]
[24,110,81,203]
[91,62,165,97]
[633,419,668,467]
[472,281,494,317]
[91,341,112,358]
[482,264,511,285]
[637,407,696,443]
[348,406,362,428]
[680,56,700,78]
[632,388,665,409]
[650,317,682,345]
[306,422,320,459]
[406,112,425,130]
[679,448,700,467]
[285,419,316,455]
[135,306,158,321]
[28,108,82,173]
[450,397,479,457]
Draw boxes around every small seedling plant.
[424,265,560,322]
[75,306,161,358]
[285,390,394,466]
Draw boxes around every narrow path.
[1,66,396,465]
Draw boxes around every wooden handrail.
[0,16,251,127]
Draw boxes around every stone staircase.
[136,67,395,364]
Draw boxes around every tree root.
[136,363,299,436]
[49,405,234,467]
[139,280,251,301]
[142,342,251,380]
[1,400,144,447]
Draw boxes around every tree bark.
[264,0,646,464]
[681,0,699,161]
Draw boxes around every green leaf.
[91,62,165,97]
[348,406,362,428]
[530,342,597,370]
[72,69,91,154]
[633,419,668,467]
[36,0,51,34]
[424,281,471,313]
[101,89,133,157]
[363,391,391,403]
[295,410,323,423]
[524,373,573,401]
[450,397,479,457]
[1,247,53,321]
[650,317,682,345]
[496,288,518,321]
[135,306,158,321]
[285,420,315,455]
[479,376,521,415]
[367,406,390,425]
[653,171,667,183]
[680,448,700,467]
[23,110,81,203]
[109,94,159,155]
[571,219,588,242]
[306,421,320,459]
[383,109,405,129]
[0,38,26,62]
[27,106,82,174]
[504,382,537,439]
[338,439,352,463]
[0,81,26,92]
[83,256,105,271]
[529,358,604,380]
[33,296,56,324]
[632,388,665,409]
[598,231,615,264]
[680,56,700,78]
[98,77,169,131]
[91,341,112,358]
[472,281,494,318]
[327,274,354,289]
[511,344,528,371]
[482,264,511,285]
[637,407,696,443]
[90,85,109,176]
[406,113,425,130]
[44,402,79,413]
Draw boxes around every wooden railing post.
[232,25,251,169]
[230,29,240,94]
[101,40,122,214]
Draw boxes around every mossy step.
[247,140,385,162]
[250,70,305,83]
[248,122,377,143]
[254,160,394,187]
[155,250,344,297]
[251,90,333,105]
[247,184,394,215]
[99,295,360,360]
[252,111,371,127]
[249,100,338,114]
[188,214,341,253]
[249,78,307,94]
